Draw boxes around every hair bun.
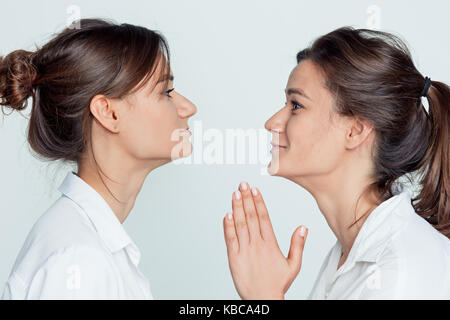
[0,49,37,111]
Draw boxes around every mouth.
[270,142,286,148]
[270,142,286,154]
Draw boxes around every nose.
[176,93,197,119]
[265,107,286,133]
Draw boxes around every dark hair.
[0,18,170,165]
[296,27,449,238]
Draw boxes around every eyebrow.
[146,73,174,96]
[157,74,174,84]
[285,87,312,101]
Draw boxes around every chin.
[170,141,193,160]
[268,159,303,179]
[267,161,283,176]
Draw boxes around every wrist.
[244,293,285,300]
[269,292,285,300]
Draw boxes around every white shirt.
[1,171,153,299]
[308,187,450,299]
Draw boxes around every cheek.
[310,126,344,173]
[285,115,317,159]
[120,101,180,158]
[284,113,343,173]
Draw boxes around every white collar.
[335,186,412,273]
[58,171,142,266]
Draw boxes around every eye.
[165,88,175,98]
[290,100,304,111]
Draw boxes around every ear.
[344,117,374,150]
[89,94,119,133]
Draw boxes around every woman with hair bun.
[0,18,197,299]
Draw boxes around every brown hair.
[297,27,449,238]
[0,18,170,202]
[0,18,170,162]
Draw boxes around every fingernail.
[226,213,233,220]
[299,226,306,237]
[240,182,248,190]
[234,190,241,200]
[251,187,258,196]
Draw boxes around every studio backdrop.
[0,0,448,299]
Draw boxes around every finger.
[232,190,250,248]
[250,187,276,243]
[223,212,239,255]
[238,182,262,243]
[287,226,308,276]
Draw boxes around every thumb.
[287,225,308,275]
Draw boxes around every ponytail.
[412,80,450,238]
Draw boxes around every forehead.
[123,59,172,105]
[286,59,325,92]
[140,56,172,92]
[287,59,338,121]
[151,54,172,81]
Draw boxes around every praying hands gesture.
[223,182,309,300]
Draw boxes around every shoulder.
[31,194,97,243]
[4,244,121,299]
[6,196,114,294]
[360,205,450,299]
[391,204,450,273]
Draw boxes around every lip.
[270,143,286,154]
[270,142,286,148]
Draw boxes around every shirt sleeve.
[24,245,121,299]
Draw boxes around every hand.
[223,182,308,300]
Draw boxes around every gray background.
[0,0,448,299]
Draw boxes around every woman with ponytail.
[1,18,197,299]
[223,27,450,299]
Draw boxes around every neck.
[290,156,381,258]
[76,138,168,224]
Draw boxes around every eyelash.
[287,100,304,111]
[165,88,175,98]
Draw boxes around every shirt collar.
[336,186,412,273]
[57,171,141,266]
